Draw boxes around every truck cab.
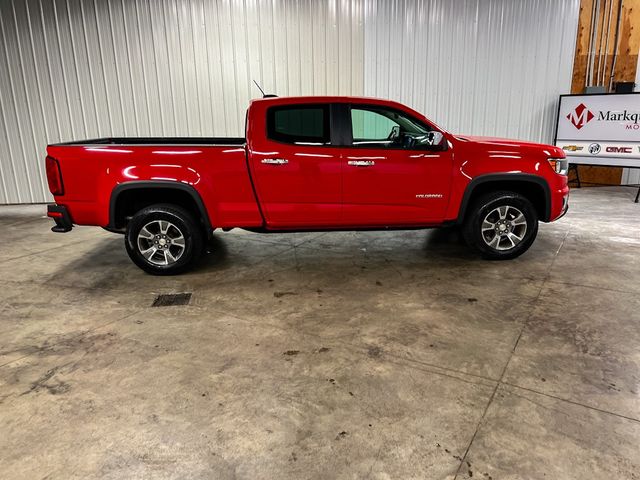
[247,97,453,228]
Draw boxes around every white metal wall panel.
[0,0,579,205]
[363,0,580,143]
[0,0,365,204]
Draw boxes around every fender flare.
[456,173,551,223]
[108,180,212,233]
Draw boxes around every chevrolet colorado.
[45,96,569,275]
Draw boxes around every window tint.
[267,105,330,145]
[350,106,433,149]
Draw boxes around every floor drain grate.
[152,293,192,307]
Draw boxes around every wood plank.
[569,0,640,186]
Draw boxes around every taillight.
[45,156,64,195]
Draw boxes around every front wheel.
[125,204,204,275]
[462,191,538,260]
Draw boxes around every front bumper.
[548,177,570,221]
[556,194,569,220]
[47,204,73,233]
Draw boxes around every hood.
[454,135,565,157]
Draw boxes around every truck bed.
[52,137,246,146]
[47,137,262,229]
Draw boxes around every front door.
[248,103,342,228]
[341,104,453,226]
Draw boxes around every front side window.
[267,105,330,145]
[350,106,436,149]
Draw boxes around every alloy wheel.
[136,220,186,266]
[481,205,527,251]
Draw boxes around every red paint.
[46,96,569,231]
[248,101,342,227]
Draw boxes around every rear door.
[248,103,342,227]
[341,104,453,226]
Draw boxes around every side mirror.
[425,131,444,146]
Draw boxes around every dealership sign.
[555,93,640,167]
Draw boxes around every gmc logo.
[605,146,632,153]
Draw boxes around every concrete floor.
[0,187,639,479]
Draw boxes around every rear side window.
[267,105,330,145]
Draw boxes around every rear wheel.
[125,204,204,275]
[462,191,538,260]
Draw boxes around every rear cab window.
[267,105,330,145]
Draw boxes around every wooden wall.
[570,0,640,186]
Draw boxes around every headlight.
[548,158,568,175]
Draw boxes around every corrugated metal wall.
[363,0,580,141]
[0,0,365,204]
[0,0,579,205]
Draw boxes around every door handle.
[347,160,375,167]
[261,158,288,165]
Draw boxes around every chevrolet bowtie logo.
[562,145,583,152]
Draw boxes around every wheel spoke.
[482,220,495,232]
[172,235,185,248]
[498,206,508,220]
[487,234,500,248]
[141,246,157,260]
[508,231,524,242]
[159,221,170,234]
[139,226,154,240]
[505,234,516,248]
[166,249,177,263]
[512,213,526,226]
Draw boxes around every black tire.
[125,203,204,275]
[462,191,538,260]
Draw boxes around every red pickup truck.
[45,96,569,275]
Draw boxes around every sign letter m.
[567,103,594,130]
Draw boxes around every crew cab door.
[247,103,342,227]
[341,104,453,226]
